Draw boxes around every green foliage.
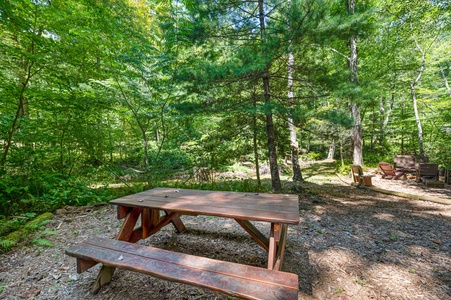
[32,238,54,247]
[0,239,15,253]
[0,171,113,216]
[170,179,271,194]
[337,164,351,176]
[0,0,450,217]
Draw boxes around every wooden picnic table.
[66,188,300,300]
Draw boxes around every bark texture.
[258,0,281,192]
[347,0,363,166]
[287,50,303,184]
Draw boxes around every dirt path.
[0,176,450,300]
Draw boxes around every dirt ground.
[0,174,450,300]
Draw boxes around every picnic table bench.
[65,188,300,300]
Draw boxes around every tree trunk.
[410,39,426,157]
[347,0,363,166]
[258,0,281,192]
[440,67,451,97]
[1,62,34,168]
[115,77,150,169]
[350,102,363,165]
[372,94,394,148]
[253,97,261,187]
[411,84,424,157]
[141,128,150,169]
[287,49,303,183]
[327,139,335,160]
[339,130,344,167]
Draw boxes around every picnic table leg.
[235,219,269,251]
[92,207,142,294]
[273,224,288,270]
[267,223,288,270]
[167,210,186,232]
[235,220,288,270]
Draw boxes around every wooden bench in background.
[350,165,375,186]
[394,155,429,173]
[66,237,299,300]
[416,163,439,183]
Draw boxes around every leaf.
[32,238,54,247]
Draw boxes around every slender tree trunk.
[1,62,34,168]
[350,102,363,165]
[411,40,426,157]
[115,77,151,169]
[258,0,281,192]
[287,49,303,183]
[253,97,261,187]
[327,139,335,160]
[347,0,363,166]
[440,67,451,97]
[339,130,344,167]
[372,94,394,148]
[411,85,424,157]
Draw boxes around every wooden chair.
[416,163,439,183]
[378,162,404,180]
[350,165,375,186]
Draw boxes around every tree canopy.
[1,0,450,216]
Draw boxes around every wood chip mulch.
[0,176,450,300]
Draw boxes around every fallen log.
[360,186,451,205]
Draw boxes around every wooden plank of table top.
[111,197,299,224]
[110,188,299,224]
[112,194,297,213]
[138,188,298,204]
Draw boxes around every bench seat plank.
[66,237,298,300]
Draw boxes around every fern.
[0,239,16,253]
[41,229,57,235]
[32,238,54,247]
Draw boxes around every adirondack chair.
[350,165,375,186]
[378,162,404,180]
[415,163,439,183]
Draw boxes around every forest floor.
[0,167,450,300]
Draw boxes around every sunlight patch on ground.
[372,213,396,221]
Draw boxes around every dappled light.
[1,0,450,299]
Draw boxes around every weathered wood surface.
[362,186,451,205]
[416,163,439,182]
[66,237,299,300]
[109,188,300,224]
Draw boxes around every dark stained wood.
[92,265,115,294]
[66,237,298,300]
[268,223,276,269]
[116,207,141,241]
[117,205,130,219]
[77,257,97,273]
[416,163,439,182]
[150,209,160,226]
[145,211,179,236]
[128,228,143,243]
[235,219,269,252]
[168,211,186,232]
[95,206,142,290]
[110,188,299,225]
[141,208,151,239]
[273,224,287,271]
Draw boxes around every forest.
[1,0,450,218]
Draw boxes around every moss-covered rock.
[0,212,54,253]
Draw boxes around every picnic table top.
[110,187,300,225]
